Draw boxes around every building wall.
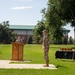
[13,29,33,43]
[63,32,69,44]
[14,29,33,35]
[11,28,70,44]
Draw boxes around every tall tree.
[57,0,75,45]
[33,20,46,43]
[45,0,63,43]
[34,0,67,44]
[0,21,16,44]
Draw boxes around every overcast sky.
[0,0,74,38]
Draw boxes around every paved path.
[0,60,57,69]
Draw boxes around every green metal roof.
[9,25,70,33]
[9,25,35,30]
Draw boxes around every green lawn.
[0,44,75,75]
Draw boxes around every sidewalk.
[0,60,57,69]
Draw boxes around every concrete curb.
[0,60,57,69]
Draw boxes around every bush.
[27,35,33,44]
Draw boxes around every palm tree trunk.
[74,26,75,45]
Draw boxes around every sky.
[0,0,48,25]
[0,0,74,38]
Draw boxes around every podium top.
[11,42,24,45]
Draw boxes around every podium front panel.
[12,44,19,60]
[11,42,24,61]
[18,45,23,60]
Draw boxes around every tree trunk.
[74,18,75,45]
[74,26,75,45]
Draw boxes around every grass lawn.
[0,44,75,75]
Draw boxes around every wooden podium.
[11,42,24,61]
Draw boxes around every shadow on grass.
[0,52,2,58]
[50,46,60,48]
[10,60,32,64]
[60,59,75,62]
[56,65,68,68]
[72,47,75,49]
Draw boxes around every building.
[9,25,70,44]
[9,25,35,43]
[63,28,70,44]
